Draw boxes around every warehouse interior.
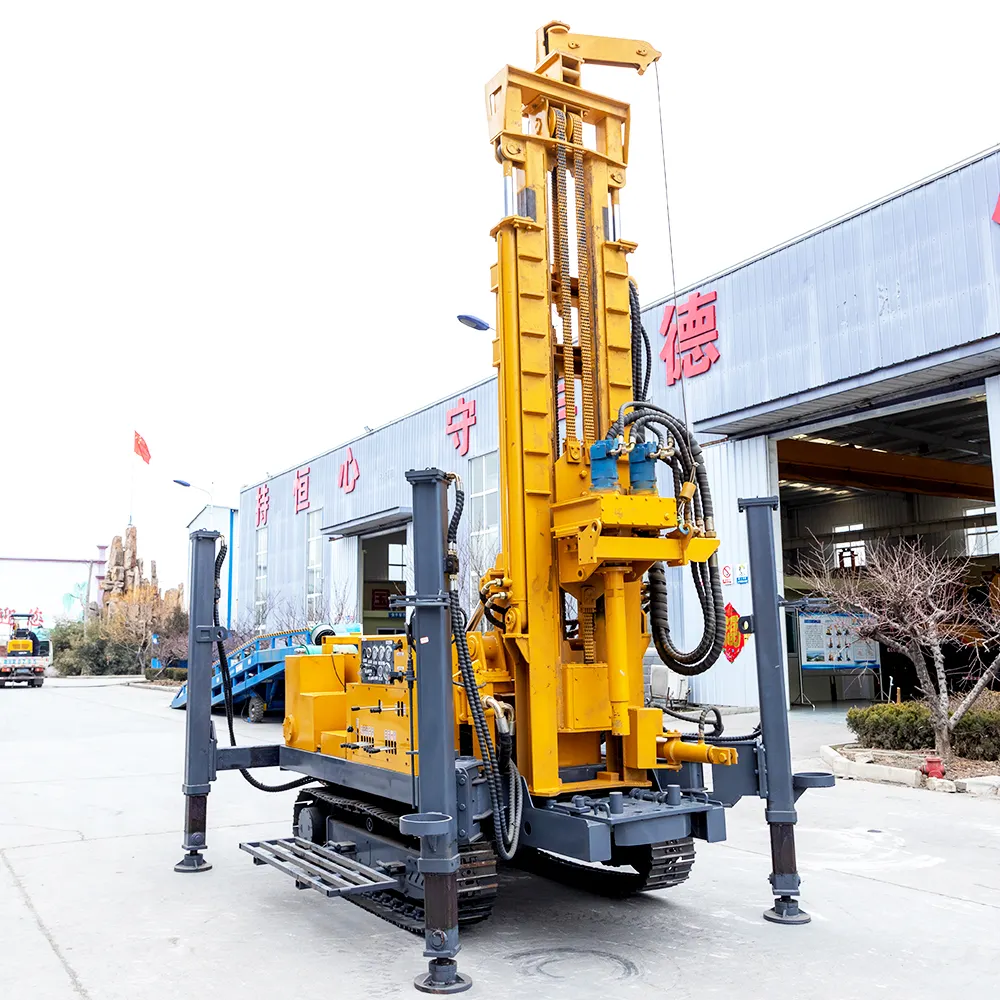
[776,391,996,704]
[359,529,409,635]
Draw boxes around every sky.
[1,1,998,628]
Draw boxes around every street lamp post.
[456,314,492,331]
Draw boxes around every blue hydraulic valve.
[628,441,659,493]
[589,439,620,491]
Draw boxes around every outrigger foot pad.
[763,895,811,925]
[413,959,473,995]
[174,851,212,874]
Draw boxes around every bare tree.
[103,583,161,673]
[457,530,501,621]
[802,537,1000,761]
[328,578,358,625]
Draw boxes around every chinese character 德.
[659,290,720,386]
[293,467,310,514]
[445,397,477,457]
[256,484,270,527]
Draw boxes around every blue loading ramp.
[170,628,316,716]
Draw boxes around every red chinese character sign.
[294,466,310,513]
[556,379,578,422]
[722,602,746,663]
[1,608,43,628]
[255,484,270,527]
[339,447,360,493]
[660,290,721,386]
[445,397,476,457]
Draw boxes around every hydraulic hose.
[607,395,726,675]
[628,279,652,404]
[446,478,521,860]
[213,539,314,793]
[663,704,724,737]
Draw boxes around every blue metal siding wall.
[640,150,1000,426]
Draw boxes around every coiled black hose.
[214,539,314,793]
[446,479,520,859]
[607,395,725,675]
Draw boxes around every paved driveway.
[2,682,998,999]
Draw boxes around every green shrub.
[144,666,187,682]
[49,619,137,676]
[847,701,1000,760]
[846,703,934,751]
[953,710,1000,760]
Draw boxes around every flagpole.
[129,429,135,526]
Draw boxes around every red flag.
[134,431,151,464]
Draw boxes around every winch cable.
[213,539,314,793]
[445,478,522,860]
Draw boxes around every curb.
[820,745,922,788]
[820,745,1000,797]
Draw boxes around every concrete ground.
[3,683,999,1000]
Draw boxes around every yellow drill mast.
[278,23,731,807]
[483,22,723,796]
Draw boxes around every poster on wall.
[798,612,880,670]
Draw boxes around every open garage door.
[776,390,996,704]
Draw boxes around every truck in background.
[0,613,50,687]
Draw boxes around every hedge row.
[144,666,188,682]
[846,702,1000,760]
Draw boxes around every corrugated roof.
[644,142,1000,313]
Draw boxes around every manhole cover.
[506,946,638,982]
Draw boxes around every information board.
[798,612,880,670]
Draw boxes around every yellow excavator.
[176,23,832,995]
[1,613,47,687]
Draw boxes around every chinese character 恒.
[445,397,477,457]
[293,466,310,514]
[256,484,270,527]
[339,447,360,494]
[659,290,720,386]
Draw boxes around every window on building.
[468,451,500,601]
[387,542,407,582]
[254,527,268,626]
[965,506,998,557]
[832,523,866,568]
[306,510,324,623]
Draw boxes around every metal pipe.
[174,529,222,874]
[400,470,471,994]
[602,568,630,736]
[738,496,811,924]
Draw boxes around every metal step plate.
[240,837,398,897]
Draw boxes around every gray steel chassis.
[176,487,832,993]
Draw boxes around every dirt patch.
[838,744,1000,779]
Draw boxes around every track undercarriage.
[287,784,695,934]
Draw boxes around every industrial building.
[238,144,1000,708]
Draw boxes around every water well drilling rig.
[176,22,832,995]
